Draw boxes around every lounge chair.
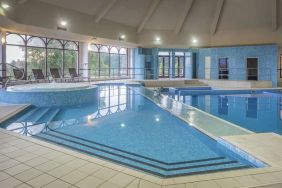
[32,69,49,82]
[50,68,69,82]
[68,68,90,82]
[10,68,32,85]
[0,76,9,88]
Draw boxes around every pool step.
[34,131,251,177]
[7,108,62,133]
[39,108,61,123]
[32,108,51,122]
[40,130,233,169]
[15,108,40,122]
[16,108,50,122]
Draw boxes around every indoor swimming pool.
[0,84,260,177]
[168,89,282,135]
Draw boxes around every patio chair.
[32,69,49,83]
[68,68,90,82]
[50,68,69,82]
[10,68,32,85]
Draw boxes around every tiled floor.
[1,106,282,188]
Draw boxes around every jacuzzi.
[0,83,98,107]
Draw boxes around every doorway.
[247,58,258,80]
[174,53,185,78]
[218,58,229,79]
[158,56,170,78]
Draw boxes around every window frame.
[88,44,129,78]
[4,32,79,79]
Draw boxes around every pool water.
[0,85,256,177]
[169,90,282,135]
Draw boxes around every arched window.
[120,48,128,76]
[110,47,118,54]
[99,46,110,77]
[27,37,46,77]
[89,44,99,77]
[65,41,78,50]
[47,39,63,76]
[47,39,63,49]
[4,32,81,79]
[6,34,25,45]
[88,44,99,52]
[119,48,127,55]
[6,34,26,78]
[110,47,119,77]
[27,37,46,47]
[64,41,78,76]
[100,46,109,53]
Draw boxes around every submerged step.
[45,130,234,168]
[15,108,39,122]
[35,134,248,177]
[34,132,250,177]
[39,108,61,123]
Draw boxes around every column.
[78,42,89,80]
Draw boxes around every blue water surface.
[0,84,256,177]
[169,90,282,135]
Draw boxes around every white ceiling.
[37,0,281,33]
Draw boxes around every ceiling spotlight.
[120,123,125,128]
[156,37,161,42]
[1,3,10,9]
[192,38,198,44]
[60,21,67,27]
[120,34,126,40]
[155,118,160,122]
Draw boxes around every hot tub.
[0,83,98,107]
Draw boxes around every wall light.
[156,37,161,42]
[1,36,6,44]
[1,3,10,9]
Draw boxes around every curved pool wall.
[0,86,98,107]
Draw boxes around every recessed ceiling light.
[121,123,125,127]
[120,34,126,40]
[155,118,160,122]
[156,37,161,42]
[60,21,67,27]
[2,3,10,9]
[192,38,198,44]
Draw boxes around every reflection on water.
[246,98,258,119]
[2,85,133,136]
[171,93,282,135]
[218,96,228,115]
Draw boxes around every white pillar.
[0,31,6,78]
[79,42,89,79]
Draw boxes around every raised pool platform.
[0,83,98,107]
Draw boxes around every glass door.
[247,58,258,80]
[218,58,229,79]
[175,55,185,78]
[158,56,170,78]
